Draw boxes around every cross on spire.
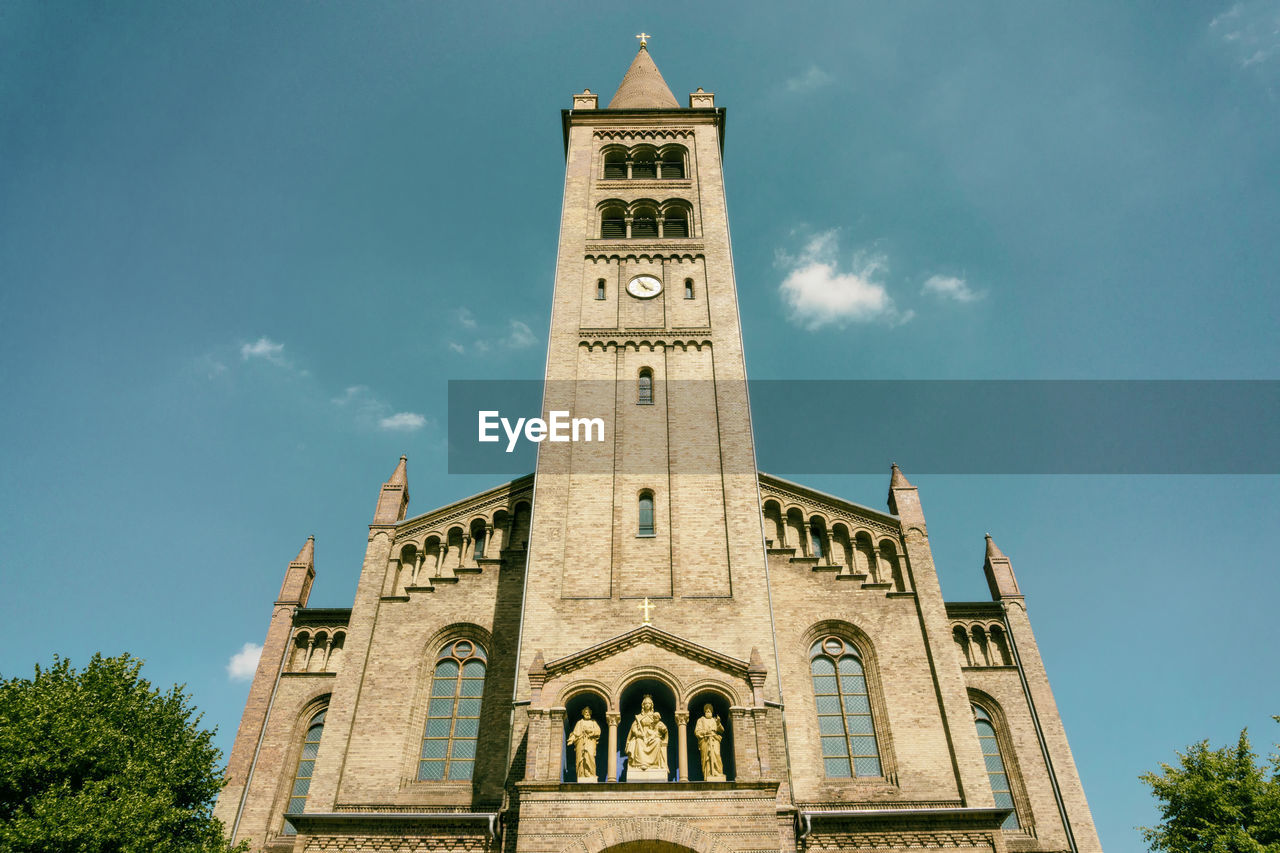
[636,32,652,48]
[638,597,655,625]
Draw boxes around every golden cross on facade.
[636,32,652,48]
[638,597,655,625]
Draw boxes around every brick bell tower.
[510,39,790,850]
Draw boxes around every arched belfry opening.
[562,691,608,783]
[686,690,734,782]
[618,678,678,782]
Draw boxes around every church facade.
[215,46,1103,853]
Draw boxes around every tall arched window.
[600,206,625,239]
[637,368,653,405]
[603,150,627,180]
[809,520,826,559]
[638,492,655,537]
[282,708,326,835]
[810,637,881,777]
[974,704,1021,829]
[419,640,486,781]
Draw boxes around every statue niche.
[624,694,669,781]
[694,703,726,781]
[566,707,601,783]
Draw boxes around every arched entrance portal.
[605,843,699,853]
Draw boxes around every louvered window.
[282,709,326,835]
[601,216,625,239]
[604,156,627,180]
[659,158,684,179]
[811,638,882,778]
[974,705,1020,829]
[632,157,656,179]
[664,216,688,238]
[418,640,486,782]
[632,217,658,238]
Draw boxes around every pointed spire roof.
[291,535,315,566]
[889,463,914,490]
[608,44,680,109]
[985,533,1008,563]
[386,455,408,486]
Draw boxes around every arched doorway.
[605,843,698,853]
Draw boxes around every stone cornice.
[395,475,533,543]
[759,473,901,537]
[542,625,752,681]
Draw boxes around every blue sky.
[2,3,1279,850]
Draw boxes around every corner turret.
[983,533,1023,601]
[372,455,409,525]
[276,535,315,606]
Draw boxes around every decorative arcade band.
[566,696,725,782]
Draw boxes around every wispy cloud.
[332,385,431,433]
[446,318,539,354]
[777,230,912,329]
[379,412,428,431]
[922,274,984,303]
[240,337,287,365]
[505,320,537,349]
[1211,1,1280,69]
[227,642,262,682]
[455,307,478,329]
[786,65,835,93]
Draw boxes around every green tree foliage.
[1141,719,1280,853]
[0,653,245,853]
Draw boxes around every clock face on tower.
[626,274,663,299]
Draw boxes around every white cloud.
[504,320,537,349]
[777,230,911,329]
[786,65,835,93]
[455,307,478,329]
[379,412,428,431]
[1211,1,1280,69]
[922,274,983,303]
[227,642,262,682]
[240,337,286,364]
[447,342,466,354]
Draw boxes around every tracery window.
[282,708,326,835]
[810,637,881,778]
[974,704,1021,829]
[418,640,486,781]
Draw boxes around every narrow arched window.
[684,278,694,299]
[811,637,881,778]
[419,640,486,781]
[283,708,326,835]
[809,522,825,559]
[637,369,653,405]
[638,492,655,537]
[471,524,486,558]
[974,704,1020,829]
[596,279,606,300]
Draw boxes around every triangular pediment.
[542,625,751,681]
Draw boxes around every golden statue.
[624,694,668,778]
[565,707,601,782]
[694,703,726,781]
